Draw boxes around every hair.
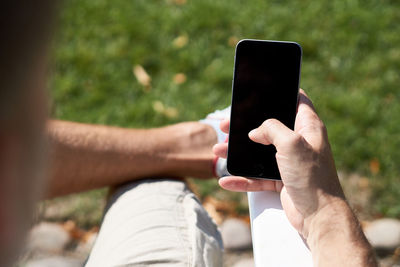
[0,1,56,121]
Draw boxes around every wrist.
[162,122,217,178]
[305,197,351,243]
[306,198,377,266]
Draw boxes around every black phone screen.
[227,40,302,179]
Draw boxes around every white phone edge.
[248,191,313,267]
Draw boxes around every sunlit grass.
[49,0,400,224]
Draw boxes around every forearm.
[307,200,377,267]
[46,120,216,198]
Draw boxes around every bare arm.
[46,120,217,198]
[307,200,376,267]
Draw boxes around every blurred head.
[0,1,55,265]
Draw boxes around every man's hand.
[214,89,344,237]
[213,90,377,266]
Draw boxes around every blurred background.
[33,0,400,265]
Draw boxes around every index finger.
[295,89,321,130]
[298,89,317,114]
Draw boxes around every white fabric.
[199,107,231,177]
[199,106,230,144]
[86,180,223,267]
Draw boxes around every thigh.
[85,179,223,267]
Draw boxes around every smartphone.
[227,39,302,179]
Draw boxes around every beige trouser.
[85,179,223,267]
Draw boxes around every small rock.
[232,257,255,267]
[27,222,71,253]
[25,256,83,267]
[221,218,252,250]
[364,218,400,251]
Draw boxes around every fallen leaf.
[81,226,99,243]
[186,179,200,198]
[62,220,85,241]
[133,65,151,90]
[203,196,237,218]
[173,34,188,48]
[202,197,249,226]
[203,201,224,225]
[358,177,370,189]
[173,73,187,84]
[238,215,251,225]
[164,107,178,118]
[369,158,380,174]
[152,101,179,118]
[152,101,165,113]
[62,220,99,243]
[228,36,239,47]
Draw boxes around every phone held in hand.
[227,39,302,180]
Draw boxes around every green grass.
[50,0,400,222]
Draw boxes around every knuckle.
[287,133,303,147]
[308,117,326,134]
[261,119,277,129]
